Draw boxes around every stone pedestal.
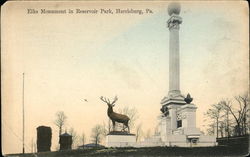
[159,102,217,147]
[178,104,198,130]
[160,116,171,142]
[106,132,136,147]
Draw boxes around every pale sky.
[1,1,249,155]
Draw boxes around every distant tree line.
[205,92,249,138]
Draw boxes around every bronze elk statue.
[100,96,130,133]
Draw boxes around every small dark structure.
[36,126,52,152]
[59,132,72,150]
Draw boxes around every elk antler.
[100,96,118,106]
[100,96,110,104]
[111,96,118,106]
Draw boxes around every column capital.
[167,14,182,30]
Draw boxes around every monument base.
[106,131,136,147]
[158,102,217,147]
[138,135,164,147]
[162,134,217,147]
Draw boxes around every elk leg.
[122,124,125,131]
[112,120,115,131]
[126,121,130,133]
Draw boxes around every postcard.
[1,1,249,156]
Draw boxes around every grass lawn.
[5,145,249,157]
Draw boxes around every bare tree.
[118,106,139,131]
[108,119,112,133]
[135,123,143,142]
[218,121,224,137]
[219,100,233,137]
[207,122,215,136]
[222,93,249,136]
[206,93,249,137]
[69,127,80,149]
[102,119,113,134]
[81,132,86,147]
[91,124,105,146]
[235,94,249,135]
[205,103,222,138]
[54,111,67,136]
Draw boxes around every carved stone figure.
[100,96,130,133]
[160,106,169,116]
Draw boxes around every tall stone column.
[161,2,185,115]
[167,3,182,96]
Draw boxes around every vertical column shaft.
[167,14,182,94]
[169,28,180,92]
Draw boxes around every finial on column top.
[168,2,181,16]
